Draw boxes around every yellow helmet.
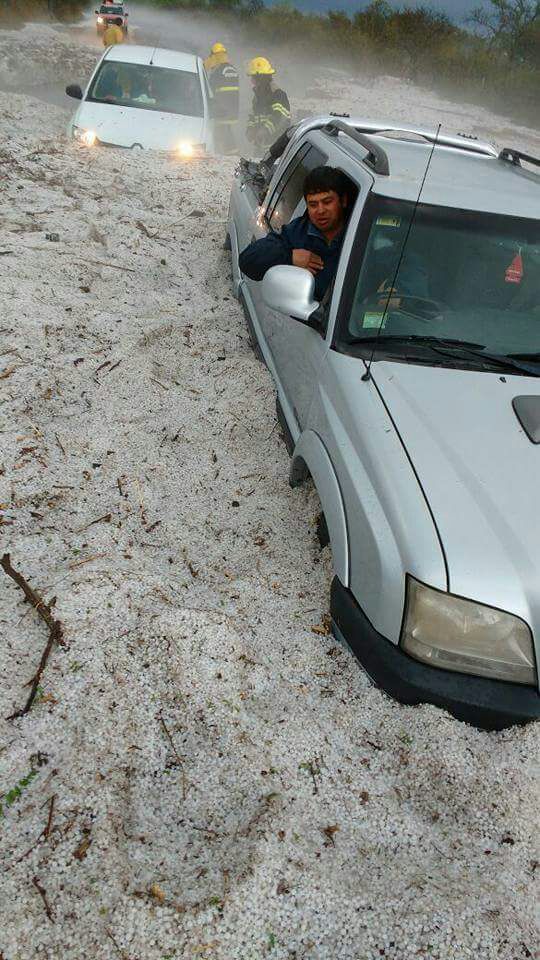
[211,42,227,54]
[247,56,275,76]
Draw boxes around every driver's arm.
[239,230,293,281]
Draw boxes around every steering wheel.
[362,292,447,323]
[388,294,447,322]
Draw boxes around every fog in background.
[2,0,538,137]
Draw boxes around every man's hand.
[377,278,402,310]
[292,249,324,275]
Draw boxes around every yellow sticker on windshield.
[376,216,401,227]
[363,312,385,329]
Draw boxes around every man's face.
[306,190,346,234]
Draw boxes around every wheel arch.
[290,430,349,586]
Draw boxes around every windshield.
[87,61,203,118]
[338,197,540,367]
[99,5,123,12]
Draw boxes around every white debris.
[0,24,538,960]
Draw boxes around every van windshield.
[87,61,203,118]
[339,197,540,370]
[99,5,123,13]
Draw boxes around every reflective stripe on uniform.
[215,86,239,93]
[272,102,291,118]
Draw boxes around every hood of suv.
[72,102,205,151]
[374,361,540,647]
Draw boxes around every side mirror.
[262,265,320,324]
[95,9,99,13]
[66,84,83,100]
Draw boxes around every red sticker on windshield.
[505,252,523,284]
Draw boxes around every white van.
[66,45,215,156]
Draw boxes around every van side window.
[266,145,326,233]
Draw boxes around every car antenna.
[149,47,157,66]
[361,122,442,383]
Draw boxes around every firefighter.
[204,42,239,155]
[246,57,290,149]
[103,18,124,46]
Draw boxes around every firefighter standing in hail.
[246,57,291,148]
[204,42,240,155]
[103,18,124,46]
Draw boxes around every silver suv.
[226,117,540,729]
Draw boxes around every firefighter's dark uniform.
[247,81,291,148]
[210,60,240,154]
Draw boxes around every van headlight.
[97,16,104,22]
[401,577,537,685]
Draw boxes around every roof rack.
[354,123,498,158]
[323,120,390,176]
[499,147,540,170]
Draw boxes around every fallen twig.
[158,714,187,800]
[1,553,64,720]
[105,929,130,960]
[44,794,56,839]
[74,513,112,534]
[32,876,54,922]
[10,795,56,869]
[68,553,107,569]
[135,220,159,239]
[76,258,137,274]
[149,377,169,391]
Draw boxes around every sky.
[268,0,484,25]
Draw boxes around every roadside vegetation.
[0,0,86,25]
[145,0,539,126]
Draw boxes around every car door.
[230,142,324,334]
[257,144,327,349]
[267,170,366,436]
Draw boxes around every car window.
[337,196,540,361]
[100,5,124,12]
[87,62,204,118]
[266,145,326,233]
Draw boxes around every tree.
[353,0,392,43]
[242,0,264,12]
[468,0,540,62]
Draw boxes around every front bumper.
[331,577,540,730]
[72,135,207,158]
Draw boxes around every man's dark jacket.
[238,215,344,301]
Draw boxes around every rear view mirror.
[262,265,319,323]
[66,84,83,100]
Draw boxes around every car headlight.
[401,577,537,685]
[72,126,97,147]
[177,141,205,159]
[97,16,104,22]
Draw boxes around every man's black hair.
[303,166,348,200]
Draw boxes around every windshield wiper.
[436,345,540,377]
[347,335,485,348]
[347,335,540,376]
[509,352,540,361]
